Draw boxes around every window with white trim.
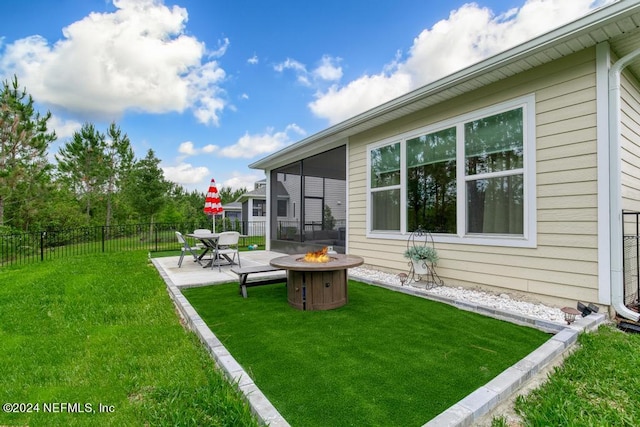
[465,108,524,234]
[370,142,401,231]
[407,127,457,233]
[252,199,266,217]
[366,95,535,246]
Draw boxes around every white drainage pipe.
[609,47,640,322]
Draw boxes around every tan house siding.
[348,49,600,306]
[621,68,640,218]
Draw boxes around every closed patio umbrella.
[203,178,224,232]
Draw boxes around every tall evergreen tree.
[55,123,107,224]
[104,122,133,227]
[0,75,56,228]
[124,149,170,225]
[218,185,247,204]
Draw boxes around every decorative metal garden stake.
[397,273,408,286]
[561,307,581,324]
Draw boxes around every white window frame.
[368,140,402,233]
[366,94,537,248]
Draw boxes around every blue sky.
[0,0,612,193]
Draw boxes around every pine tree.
[55,123,107,224]
[124,149,170,225]
[0,76,56,228]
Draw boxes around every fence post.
[102,226,106,252]
[155,225,158,252]
[622,212,640,310]
[40,231,45,261]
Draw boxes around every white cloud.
[219,124,306,159]
[0,0,228,125]
[223,172,265,192]
[274,58,310,86]
[312,55,342,81]
[247,54,258,65]
[48,114,82,140]
[201,144,218,153]
[178,141,197,155]
[309,0,613,125]
[274,58,306,73]
[162,161,210,185]
[275,55,342,87]
[177,140,219,158]
[309,72,412,125]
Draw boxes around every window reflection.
[371,143,400,187]
[465,108,523,175]
[406,128,456,233]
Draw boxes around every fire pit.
[270,249,364,311]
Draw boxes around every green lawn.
[5,251,638,426]
[0,252,259,427]
[183,281,550,426]
[512,324,640,425]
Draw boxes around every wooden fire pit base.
[270,254,364,311]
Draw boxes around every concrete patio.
[153,249,286,288]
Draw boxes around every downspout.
[609,47,640,322]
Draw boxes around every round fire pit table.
[270,254,364,310]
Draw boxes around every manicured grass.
[183,281,550,426]
[514,324,640,425]
[0,252,259,427]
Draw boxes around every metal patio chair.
[175,231,203,268]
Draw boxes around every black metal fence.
[0,221,266,267]
[623,210,640,310]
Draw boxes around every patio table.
[186,232,246,268]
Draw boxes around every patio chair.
[213,231,241,271]
[175,231,203,268]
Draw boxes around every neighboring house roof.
[235,181,289,203]
[236,186,265,203]
[222,201,242,211]
[250,1,640,170]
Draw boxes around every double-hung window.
[407,127,457,233]
[253,199,266,217]
[370,142,401,231]
[366,95,535,247]
[465,108,524,235]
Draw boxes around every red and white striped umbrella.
[203,178,224,231]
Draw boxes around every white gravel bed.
[350,267,566,324]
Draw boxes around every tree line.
[0,76,247,233]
